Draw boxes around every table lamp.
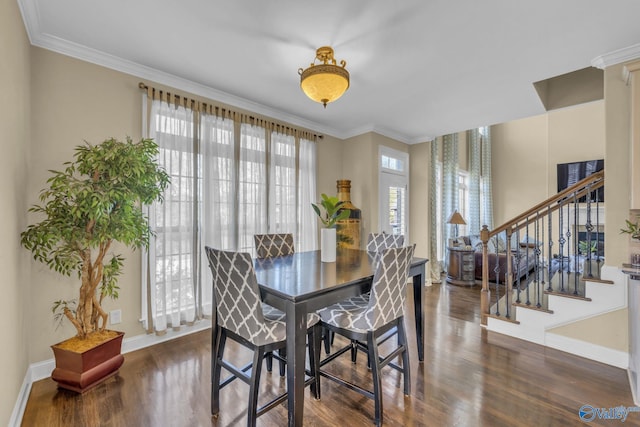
[447,210,466,238]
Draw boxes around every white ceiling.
[18,0,640,144]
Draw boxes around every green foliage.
[621,217,640,240]
[578,240,597,255]
[311,193,351,228]
[21,137,170,337]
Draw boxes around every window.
[144,98,317,333]
[379,146,409,238]
[270,132,297,236]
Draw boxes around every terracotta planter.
[51,330,125,393]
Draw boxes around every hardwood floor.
[22,283,639,426]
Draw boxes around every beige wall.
[1,1,31,424]
[409,142,430,259]
[604,63,632,266]
[491,98,633,353]
[28,48,146,362]
[491,101,604,225]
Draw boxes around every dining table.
[254,248,428,427]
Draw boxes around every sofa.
[454,235,538,283]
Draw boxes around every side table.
[446,247,476,286]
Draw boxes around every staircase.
[479,171,628,368]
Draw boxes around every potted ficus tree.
[312,193,350,262]
[20,137,169,392]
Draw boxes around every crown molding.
[591,42,640,69]
[17,0,354,140]
[34,32,345,138]
[17,0,420,144]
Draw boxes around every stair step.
[581,275,614,285]
[486,312,520,325]
[489,269,600,319]
[512,301,554,314]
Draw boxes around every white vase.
[321,228,337,262]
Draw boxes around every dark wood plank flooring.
[22,283,639,426]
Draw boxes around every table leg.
[285,303,307,427]
[412,265,425,362]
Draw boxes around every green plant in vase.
[311,193,351,228]
[312,194,351,262]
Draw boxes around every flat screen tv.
[557,159,604,202]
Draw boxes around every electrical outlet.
[110,309,122,325]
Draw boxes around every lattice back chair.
[253,233,295,375]
[366,232,405,253]
[205,247,321,427]
[254,233,295,259]
[334,232,405,359]
[317,245,415,427]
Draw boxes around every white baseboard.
[546,332,629,369]
[10,320,212,427]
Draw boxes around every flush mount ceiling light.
[298,46,349,108]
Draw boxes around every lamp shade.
[299,47,349,108]
[447,210,466,225]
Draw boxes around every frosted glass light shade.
[299,46,349,108]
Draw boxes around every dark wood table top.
[254,248,427,302]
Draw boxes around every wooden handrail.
[485,170,604,239]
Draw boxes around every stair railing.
[480,170,605,326]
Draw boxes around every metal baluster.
[524,219,531,306]
[505,231,512,319]
[596,193,602,275]
[535,213,542,308]
[584,185,594,279]
[573,192,579,295]
[547,204,553,292]
[515,228,521,304]
[558,205,565,292]
[493,236,501,317]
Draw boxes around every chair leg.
[368,332,383,427]
[247,347,265,427]
[278,348,286,377]
[398,320,411,396]
[265,351,273,373]
[323,327,333,354]
[350,339,358,363]
[211,327,225,417]
[309,324,322,399]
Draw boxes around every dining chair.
[204,247,321,427]
[254,233,295,258]
[366,232,405,253]
[253,233,295,376]
[317,245,415,427]
[335,232,405,362]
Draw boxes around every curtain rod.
[138,82,323,139]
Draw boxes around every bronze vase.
[336,179,362,250]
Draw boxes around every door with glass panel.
[378,147,409,238]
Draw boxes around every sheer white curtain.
[298,138,318,251]
[238,123,268,254]
[481,126,494,229]
[141,92,318,333]
[146,99,198,332]
[467,129,482,235]
[201,114,236,251]
[270,132,297,237]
